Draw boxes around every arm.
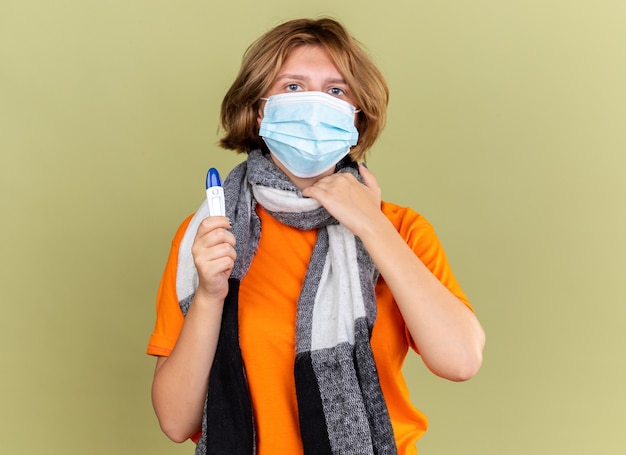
[151,216,235,442]
[302,165,485,381]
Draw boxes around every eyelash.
[285,84,346,97]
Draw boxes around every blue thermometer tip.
[206,168,222,189]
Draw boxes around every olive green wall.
[2,1,625,453]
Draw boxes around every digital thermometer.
[206,168,225,217]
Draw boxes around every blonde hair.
[219,17,389,160]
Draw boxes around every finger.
[359,163,379,191]
[194,230,236,255]
[199,253,236,275]
[199,216,232,235]
[193,242,237,277]
[197,240,237,261]
[301,184,319,199]
[197,216,231,236]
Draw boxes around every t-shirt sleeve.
[146,215,194,357]
[383,201,472,310]
[381,202,473,351]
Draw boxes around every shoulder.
[381,201,434,237]
[381,200,472,309]
[381,201,448,268]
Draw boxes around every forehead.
[277,45,343,79]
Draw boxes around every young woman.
[148,17,485,455]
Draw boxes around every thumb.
[359,162,379,191]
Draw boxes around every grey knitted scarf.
[176,149,397,454]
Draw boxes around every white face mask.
[259,91,359,178]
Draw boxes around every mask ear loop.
[334,108,362,172]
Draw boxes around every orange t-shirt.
[147,201,472,454]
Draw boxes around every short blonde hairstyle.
[219,17,389,161]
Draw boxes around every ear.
[257,100,265,128]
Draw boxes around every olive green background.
[2,1,625,453]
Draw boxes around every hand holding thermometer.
[206,168,225,217]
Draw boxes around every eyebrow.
[276,74,347,85]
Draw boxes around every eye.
[328,87,346,97]
[285,83,301,92]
